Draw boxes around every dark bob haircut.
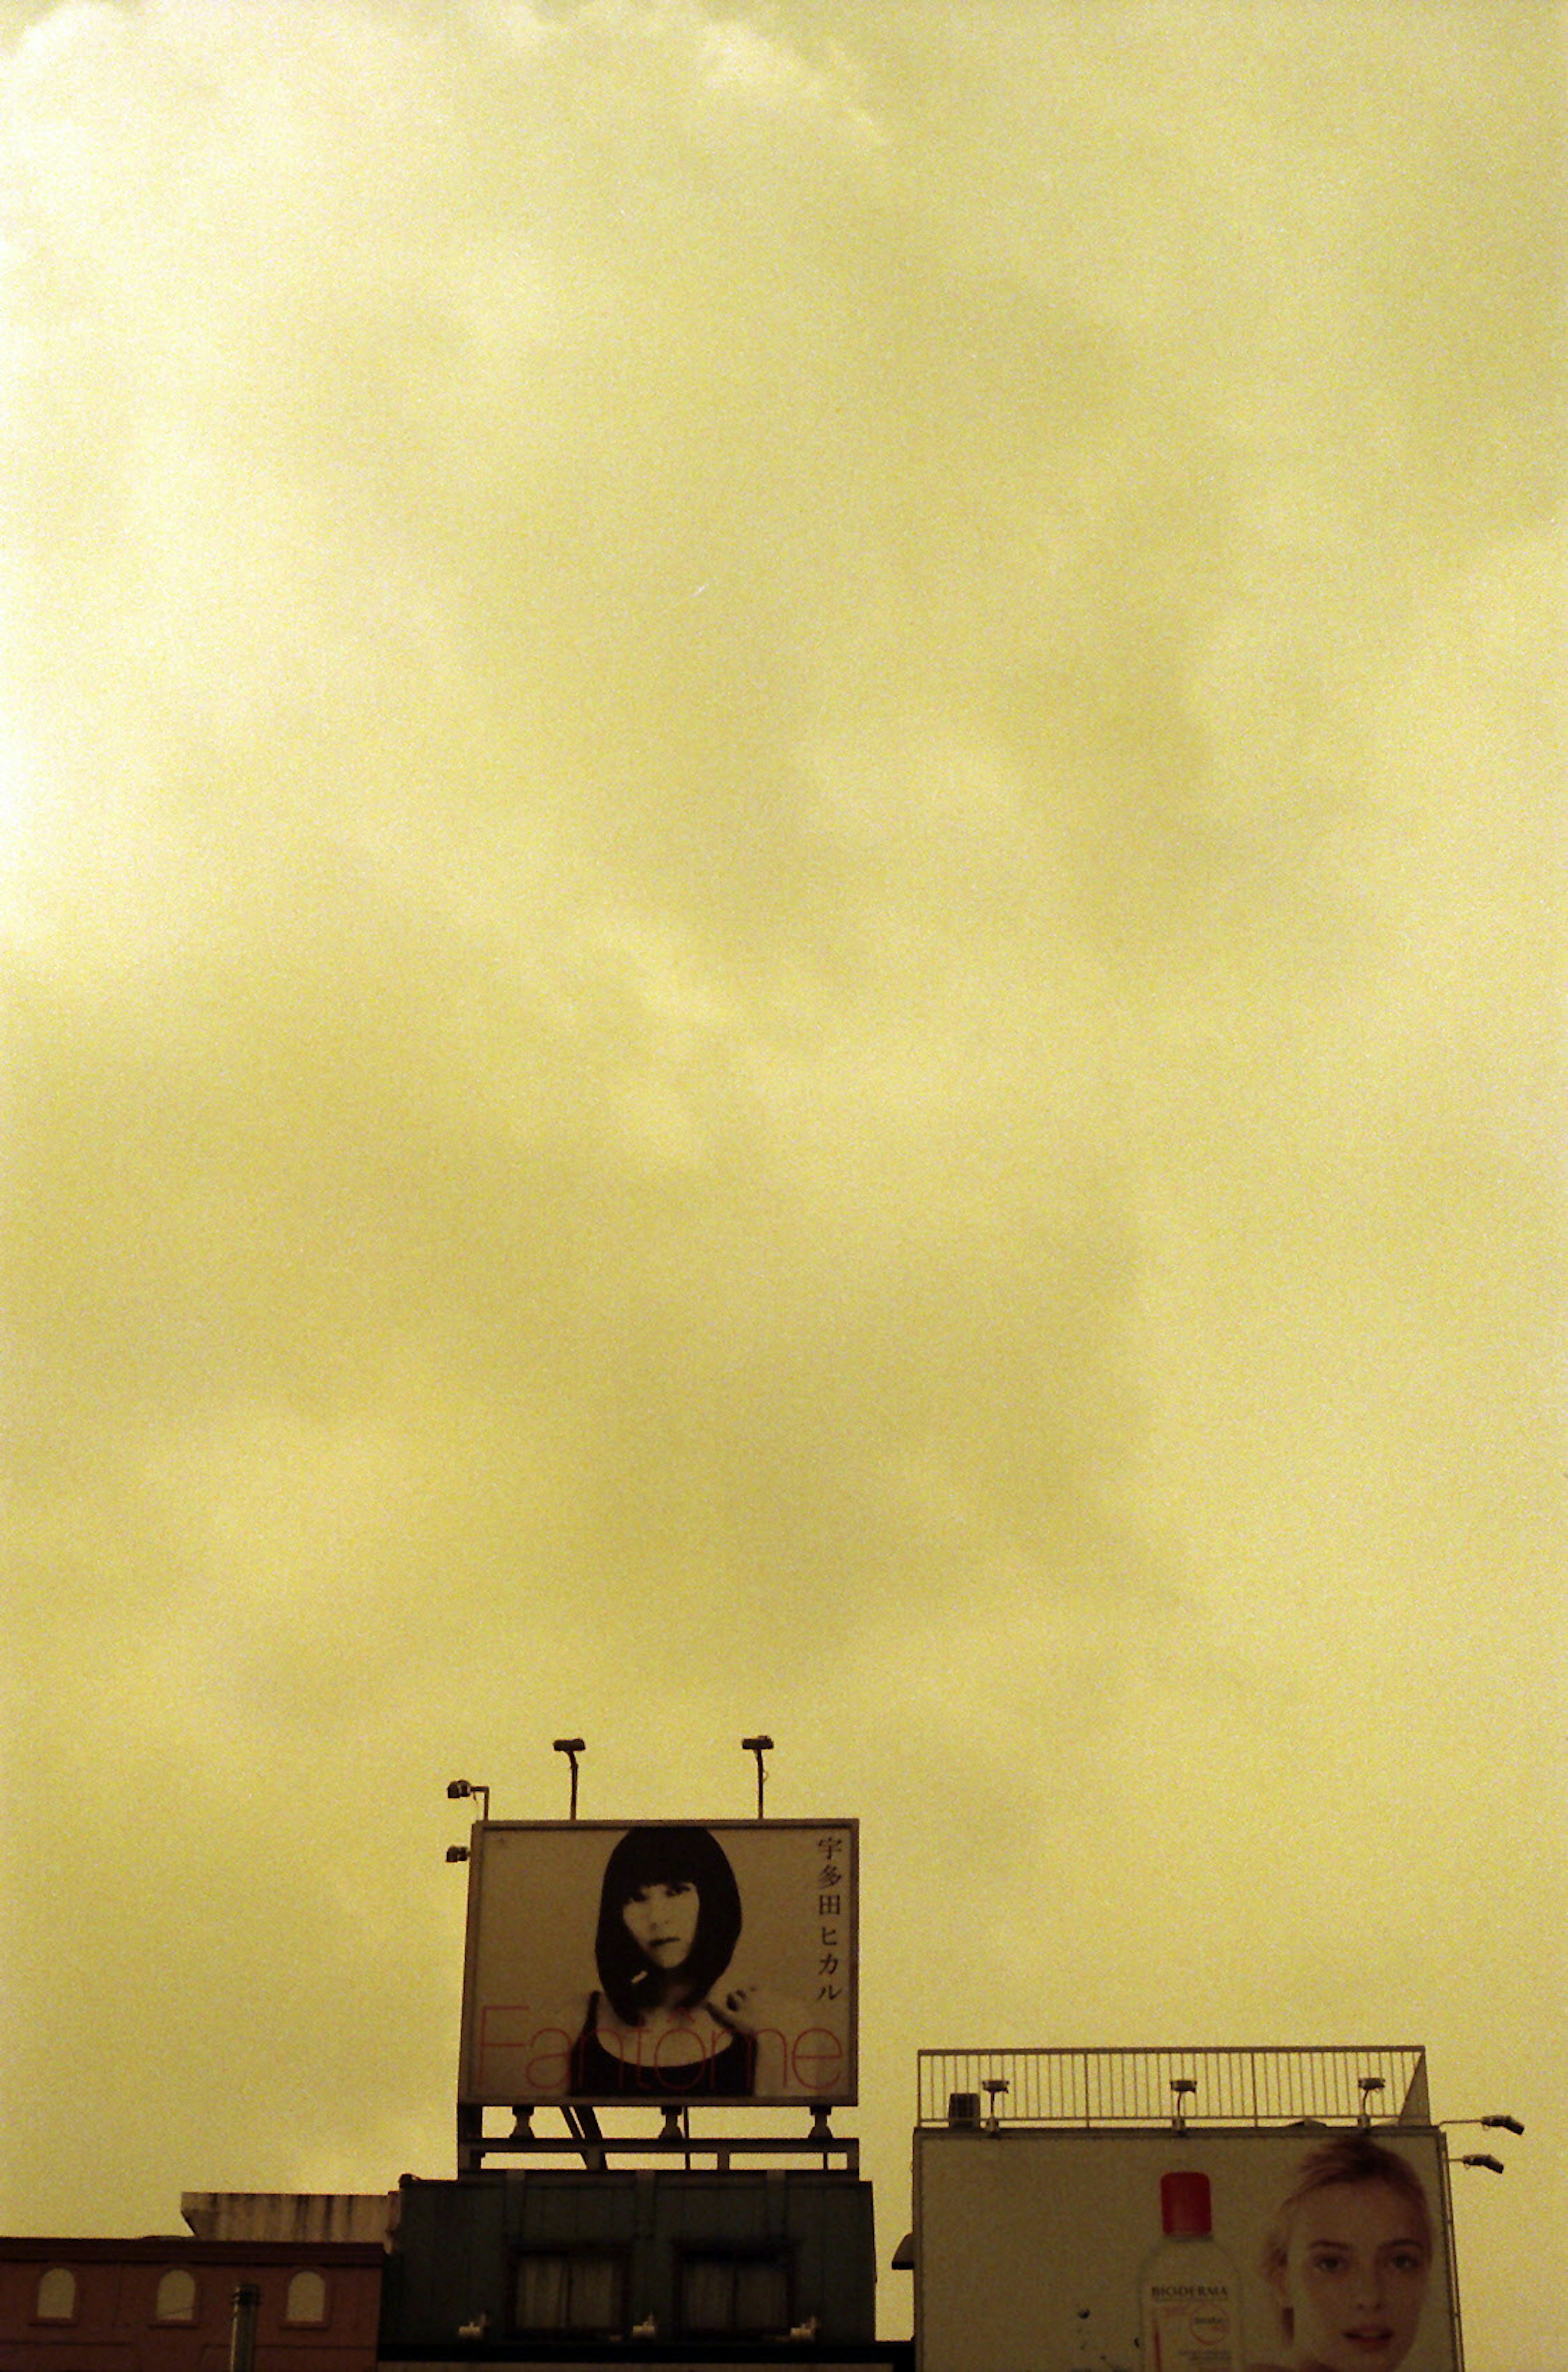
[594,1825,743,2024]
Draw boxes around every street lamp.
[1439,2115,1524,2176]
[553,1738,585,1820]
[1441,2112,1524,2173]
[445,1778,490,1858]
[741,1735,773,1818]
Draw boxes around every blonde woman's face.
[1274,2179,1430,2372]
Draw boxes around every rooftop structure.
[918,2042,1431,2128]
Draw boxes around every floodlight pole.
[741,1734,773,1818]
[553,1738,585,1820]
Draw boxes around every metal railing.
[918,2045,1429,2127]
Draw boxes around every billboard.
[459,1820,857,2108]
[915,2125,1458,2372]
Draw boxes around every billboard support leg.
[456,2103,484,2177]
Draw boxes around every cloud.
[1,2,1561,2354]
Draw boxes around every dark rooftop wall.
[381,2174,875,2347]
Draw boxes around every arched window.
[284,2271,327,2326]
[154,2269,197,2323]
[36,2268,77,2322]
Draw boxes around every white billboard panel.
[459,1820,857,2107]
[915,2125,1457,2372]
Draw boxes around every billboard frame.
[455,1817,860,2125]
[913,2115,1465,2372]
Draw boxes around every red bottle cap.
[1161,2170,1213,2236]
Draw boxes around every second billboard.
[915,2123,1457,2372]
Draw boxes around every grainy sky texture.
[1,2,1561,2361]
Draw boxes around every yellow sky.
[1,2,1561,2361]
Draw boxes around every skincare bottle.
[1137,2170,1245,2372]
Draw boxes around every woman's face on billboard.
[1274,2178,1430,2372]
[621,1878,699,1972]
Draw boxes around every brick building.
[0,2229,384,2372]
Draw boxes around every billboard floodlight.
[1358,2073,1386,2125]
[742,1734,774,1818]
[446,1778,491,1821]
[445,1845,470,1864]
[552,1738,584,1820]
[1169,2077,1196,2131]
[1482,2114,1524,2134]
[1460,2153,1506,2173]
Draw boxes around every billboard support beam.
[451,2112,860,2176]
